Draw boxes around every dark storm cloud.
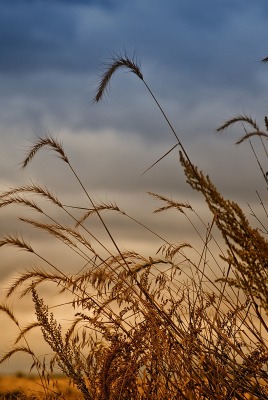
[1,0,267,79]
[0,2,89,74]
[0,0,268,152]
[0,0,121,75]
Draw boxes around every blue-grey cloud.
[1,0,267,77]
[1,0,268,187]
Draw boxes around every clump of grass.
[0,53,268,399]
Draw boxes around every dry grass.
[0,374,82,399]
[1,54,268,399]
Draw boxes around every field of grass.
[1,54,268,399]
[0,374,82,399]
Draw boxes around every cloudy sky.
[1,0,268,373]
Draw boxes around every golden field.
[0,374,82,399]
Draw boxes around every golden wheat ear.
[22,134,69,169]
[94,53,143,102]
[217,115,260,132]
